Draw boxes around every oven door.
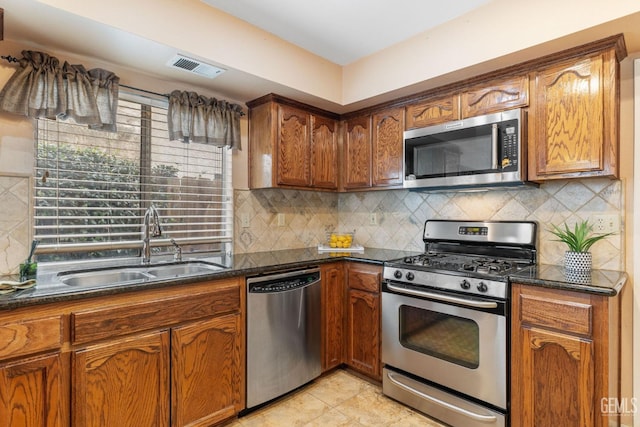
[381,281,507,410]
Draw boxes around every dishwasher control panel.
[247,268,320,293]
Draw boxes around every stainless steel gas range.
[381,220,537,427]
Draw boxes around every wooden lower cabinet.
[171,313,243,427]
[321,263,345,372]
[0,351,68,427]
[511,283,621,427]
[73,331,170,427]
[0,277,244,427]
[345,262,381,381]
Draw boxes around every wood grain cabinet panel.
[342,115,372,190]
[73,330,171,427]
[277,104,311,187]
[405,93,460,129]
[511,283,621,427]
[247,94,339,190]
[0,316,62,360]
[321,263,345,372]
[310,114,338,189]
[372,107,404,188]
[171,313,243,427]
[461,75,529,118]
[528,49,619,180]
[345,262,381,381]
[0,352,68,427]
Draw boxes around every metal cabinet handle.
[386,371,498,423]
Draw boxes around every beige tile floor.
[225,369,447,427]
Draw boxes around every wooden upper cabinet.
[461,75,529,118]
[528,49,619,180]
[247,94,339,190]
[343,114,372,190]
[405,93,460,129]
[311,114,338,189]
[372,107,405,187]
[277,104,310,187]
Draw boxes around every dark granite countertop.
[510,264,627,296]
[0,247,420,310]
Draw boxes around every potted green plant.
[549,220,615,272]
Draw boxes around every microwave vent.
[166,54,226,79]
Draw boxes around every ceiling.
[199,0,490,65]
[1,0,640,113]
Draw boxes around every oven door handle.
[386,283,498,309]
[386,371,498,423]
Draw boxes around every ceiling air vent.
[166,54,226,79]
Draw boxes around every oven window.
[399,305,479,369]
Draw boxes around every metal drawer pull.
[386,372,498,423]
[386,283,498,309]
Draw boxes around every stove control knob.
[406,272,415,281]
[394,270,403,279]
[460,280,471,290]
[477,282,489,293]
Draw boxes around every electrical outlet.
[593,214,619,234]
[277,213,285,227]
[240,213,250,228]
[369,213,377,226]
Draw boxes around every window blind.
[34,92,233,262]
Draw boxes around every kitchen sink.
[58,269,153,287]
[145,262,225,279]
[57,261,227,288]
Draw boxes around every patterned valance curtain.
[0,50,120,131]
[167,90,243,149]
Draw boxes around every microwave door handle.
[491,123,499,170]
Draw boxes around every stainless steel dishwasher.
[246,267,321,409]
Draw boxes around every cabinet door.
[73,331,170,427]
[513,327,595,427]
[528,52,618,180]
[460,75,529,118]
[321,263,345,371]
[405,93,460,129]
[277,104,310,187]
[0,352,67,427]
[343,115,372,189]
[346,289,380,380]
[372,107,404,187]
[310,115,338,189]
[171,313,242,427]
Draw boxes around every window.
[34,91,233,262]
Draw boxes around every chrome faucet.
[142,205,162,264]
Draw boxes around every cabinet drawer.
[347,263,381,293]
[518,290,592,337]
[0,316,63,360]
[72,280,241,344]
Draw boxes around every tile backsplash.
[0,175,624,274]
[234,178,624,270]
[0,176,31,275]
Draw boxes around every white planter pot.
[564,251,592,272]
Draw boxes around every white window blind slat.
[34,93,233,261]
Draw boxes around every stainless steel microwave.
[403,108,530,190]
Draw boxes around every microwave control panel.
[500,121,519,171]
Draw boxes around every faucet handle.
[170,239,182,262]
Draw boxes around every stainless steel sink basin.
[57,261,226,288]
[58,269,153,287]
[145,262,225,279]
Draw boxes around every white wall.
[633,58,640,427]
